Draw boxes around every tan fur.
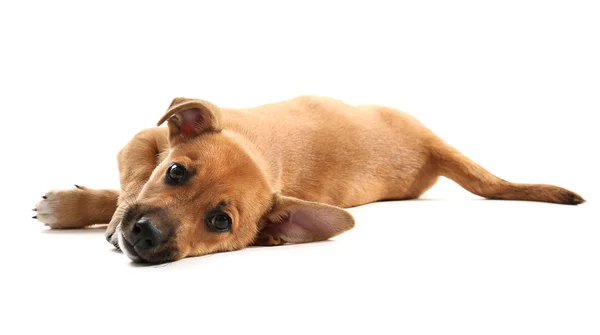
[34,95,584,262]
[34,187,118,229]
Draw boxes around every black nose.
[131,217,161,250]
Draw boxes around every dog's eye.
[166,163,187,185]
[206,212,232,232]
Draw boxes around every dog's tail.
[430,140,585,205]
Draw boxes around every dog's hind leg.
[33,185,119,229]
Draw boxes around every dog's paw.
[33,186,83,229]
[105,217,123,249]
[104,202,129,249]
[32,185,115,229]
[252,233,286,246]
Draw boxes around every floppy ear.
[255,194,355,246]
[157,97,222,146]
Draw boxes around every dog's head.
[118,98,355,263]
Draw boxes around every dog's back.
[219,95,584,206]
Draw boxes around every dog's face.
[117,98,355,263]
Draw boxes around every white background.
[1,1,598,334]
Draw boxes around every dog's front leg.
[105,127,169,247]
[33,186,119,229]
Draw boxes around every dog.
[32,95,585,263]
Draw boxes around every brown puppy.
[33,95,585,263]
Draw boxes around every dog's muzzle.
[117,214,178,263]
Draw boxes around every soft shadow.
[127,257,184,268]
[128,261,167,268]
[111,248,164,268]
[393,198,443,203]
[391,198,476,204]
[123,240,338,268]
[246,239,334,250]
[41,225,107,235]
[345,197,444,209]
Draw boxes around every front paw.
[105,203,128,249]
[32,185,116,229]
[253,233,286,246]
[105,226,121,249]
[33,188,80,229]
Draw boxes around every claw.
[32,216,37,219]
[74,184,81,189]
[42,195,47,199]
[32,208,37,211]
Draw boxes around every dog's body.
[33,95,584,263]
